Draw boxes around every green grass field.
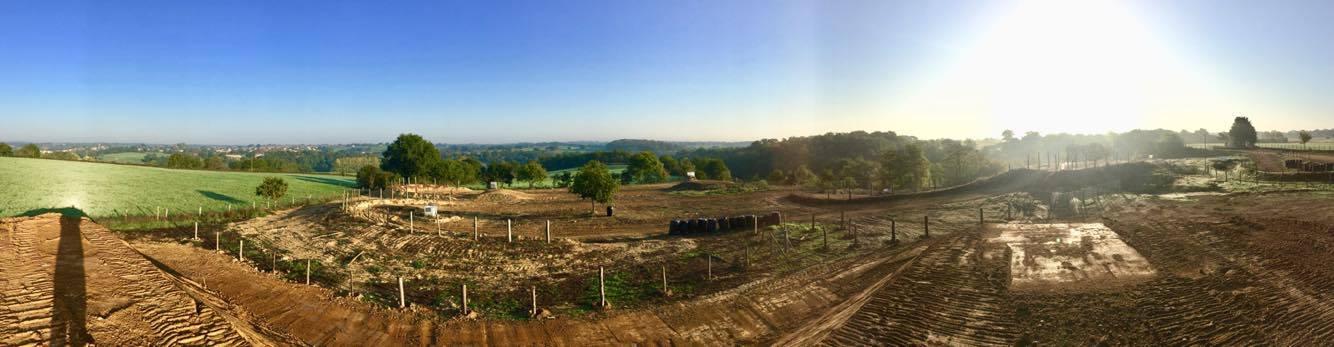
[97,152,150,164]
[0,157,355,218]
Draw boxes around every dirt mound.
[475,189,534,202]
[402,184,475,195]
[666,180,734,191]
[0,214,292,346]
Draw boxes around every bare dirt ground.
[0,214,300,346]
[12,161,1334,345]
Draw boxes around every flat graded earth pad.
[989,223,1155,290]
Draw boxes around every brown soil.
[474,189,535,203]
[0,214,300,346]
[666,180,734,191]
[13,160,1333,345]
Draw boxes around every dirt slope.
[0,214,292,346]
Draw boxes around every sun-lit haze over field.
[0,0,1331,144]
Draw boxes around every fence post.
[599,267,607,308]
[215,232,220,251]
[979,208,984,225]
[306,259,312,285]
[661,264,669,296]
[891,219,897,242]
[239,239,244,262]
[474,217,479,241]
[507,219,513,242]
[923,215,929,238]
[194,222,199,240]
[707,255,713,281]
[410,211,414,233]
[546,220,551,243]
[463,283,469,315]
[531,286,538,316]
[398,277,406,308]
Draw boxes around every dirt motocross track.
[0,214,300,346]
[7,164,1334,345]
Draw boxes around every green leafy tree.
[516,161,549,188]
[0,143,12,156]
[357,165,381,189]
[554,171,574,188]
[356,165,400,190]
[166,153,204,169]
[570,160,619,214]
[1227,117,1258,148]
[431,159,477,188]
[1299,130,1313,150]
[660,155,683,176]
[624,151,668,184]
[204,156,226,170]
[17,144,41,158]
[697,158,732,181]
[767,170,788,185]
[482,161,518,187]
[791,165,816,186]
[381,133,441,182]
[881,143,931,191]
[255,177,289,201]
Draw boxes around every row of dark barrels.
[1285,159,1333,172]
[668,212,782,235]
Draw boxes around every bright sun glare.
[897,0,1225,137]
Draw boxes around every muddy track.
[1107,197,1334,345]
[820,231,1018,346]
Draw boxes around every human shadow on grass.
[292,175,357,188]
[197,190,246,204]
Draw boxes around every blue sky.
[1,0,1331,144]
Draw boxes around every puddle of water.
[990,223,1155,289]
[1157,192,1225,201]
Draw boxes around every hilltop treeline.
[985,129,1218,165]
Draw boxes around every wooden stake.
[924,215,930,237]
[891,219,897,242]
[215,232,220,251]
[661,264,668,294]
[531,286,538,316]
[193,222,199,240]
[239,239,244,262]
[545,220,551,243]
[979,208,984,225]
[409,211,414,233]
[462,284,469,314]
[706,255,713,280]
[507,219,512,242]
[599,267,607,307]
[398,277,406,308]
[305,259,311,285]
[473,217,479,241]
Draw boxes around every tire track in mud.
[1109,206,1334,345]
[77,219,252,345]
[0,219,59,346]
[1,215,261,346]
[821,232,1018,346]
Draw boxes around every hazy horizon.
[3,0,1333,145]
